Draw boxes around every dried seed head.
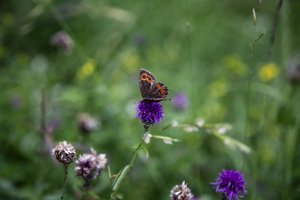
[170,181,193,200]
[78,113,99,134]
[52,141,76,165]
[252,8,256,25]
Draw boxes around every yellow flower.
[223,55,248,76]
[76,59,96,80]
[258,63,279,82]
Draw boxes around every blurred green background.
[1,0,300,199]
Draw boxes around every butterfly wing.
[139,69,156,98]
[148,82,169,98]
[142,81,173,102]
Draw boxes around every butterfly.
[139,69,173,103]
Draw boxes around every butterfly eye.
[149,78,151,80]
[142,75,146,79]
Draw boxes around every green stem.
[242,20,257,173]
[109,126,148,199]
[61,164,69,200]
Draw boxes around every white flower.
[163,140,172,145]
[196,119,205,127]
[217,124,232,134]
[143,133,152,144]
[183,127,198,132]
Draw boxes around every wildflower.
[76,59,96,80]
[287,64,300,84]
[78,113,99,134]
[133,33,147,49]
[216,124,232,134]
[211,169,247,200]
[172,121,179,127]
[52,141,76,165]
[10,95,22,109]
[135,101,165,126]
[183,127,198,132]
[196,119,205,127]
[51,31,74,54]
[143,133,152,144]
[258,62,279,82]
[223,55,247,76]
[170,181,193,200]
[75,148,107,182]
[163,140,172,145]
[173,92,189,111]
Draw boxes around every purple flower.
[211,169,247,200]
[133,33,146,49]
[173,92,189,111]
[10,95,23,109]
[135,101,165,126]
[75,148,107,182]
[51,31,74,54]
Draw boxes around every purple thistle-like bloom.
[135,101,165,126]
[211,169,247,200]
[173,92,189,111]
[75,148,107,182]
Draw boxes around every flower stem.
[61,164,69,200]
[109,126,148,199]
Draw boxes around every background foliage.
[1,0,300,199]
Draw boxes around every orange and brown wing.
[139,69,156,98]
[148,82,169,99]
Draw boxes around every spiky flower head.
[52,141,76,165]
[173,92,189,111]
[170,181,193,200]
[135,101,165,126]
[211,169,247,200]
[75,148,107,182]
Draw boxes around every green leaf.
[151,135,180,143]
[140,145,149,159]
[116,193,124,199]
[112,165,130,195]
[212,131,251,154]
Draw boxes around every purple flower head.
[135,101,165,126]
[10,95,23,110]
[133,33,147,49]
[173,92,189,111]
[75,148,107,182]
[51,31,74,55]
[211,169,247,200]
